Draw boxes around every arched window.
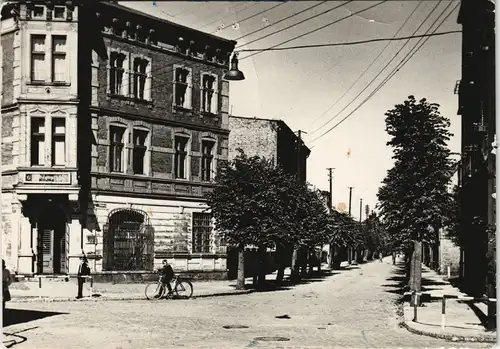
[103,208,154,271]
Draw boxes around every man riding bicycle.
[155,259,175,298]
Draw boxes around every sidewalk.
[402,264,497,343]
[8,266,313,303]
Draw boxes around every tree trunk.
[290,247,299,283]
[347,246,352,264]
[236,243,245,290]
[308,248,314,275]
[300,248,308,277]
[392,251,396,265]
[276,244,286,283]
[410,240,423,306]
[257,245,266,288]
[318,245,322,272]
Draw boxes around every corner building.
[1,1,236,280]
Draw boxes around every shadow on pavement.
[461,300,489,330]
[228,269,343,293]
[3,308,68,327]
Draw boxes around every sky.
[121,1,462,219]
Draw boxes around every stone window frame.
[28,31,71,85]
[173,129,191,180]
[172,64,193,110]
[130,53,152,102]
[191,211,213,254]
[200,72,219,115]
[200,135,216,182]
[27,108,70,168]
[107,119,128,173]
[131,121,152,177]
[106,117,153,176]
[106,48,130,97]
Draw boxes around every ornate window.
[173,67,192,109]
[109,125,126,172]
[51,36,67,83]
[201,140,215,181]
[30,117,46,166]
[54,6,65,19]
[201,73,218,114]
[132,57,150,100]
[31,35,46,82]
[192,212,212,253]
[51,118,66,165]
[103,208,154,271]
[174,135,189,179]
[109,52,127,95]
[132,128,148,175]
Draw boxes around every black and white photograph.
[0,0,497,348]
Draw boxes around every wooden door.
[42,229,54,273]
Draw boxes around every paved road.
[3,261,492,349]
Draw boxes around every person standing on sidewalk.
[3,260,12,312]
[76,255,91,299]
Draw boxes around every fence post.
[441,295,446,331]
[413,292,418,322]
[38,276,41,288]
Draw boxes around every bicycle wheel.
[145,282,164,300]
[175,280,193,299]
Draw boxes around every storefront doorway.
[37,205,68,274]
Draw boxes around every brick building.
[1,1,237,279]
[228,116,310,182]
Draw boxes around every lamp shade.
[224,54,245,81]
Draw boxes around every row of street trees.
[377,96,456,305]
[206,150,390,289]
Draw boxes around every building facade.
[1,1,237,279]
[228,116,310,182]
[456,0,495,296]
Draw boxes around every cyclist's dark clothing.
[158,264,174,293]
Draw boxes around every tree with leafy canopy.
[205,150,290,289]
[377,96,455,304]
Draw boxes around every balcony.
[14,167,80,198]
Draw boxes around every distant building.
[228,116,310,182]
[1,1,237,279]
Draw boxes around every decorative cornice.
[94,5,234,67]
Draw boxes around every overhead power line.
[308,2,458,147]
[308,0,424,133]
[306,0,446,144]
[213,2,286,34]
[235,1,351,49]
[306,0,448,142]
[234,1,328,42]
[197,3,257,31]
[236,30,460,53]
[240,1,388,61]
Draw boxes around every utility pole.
[327,168,335,210]
[348,187,353,216]
[359,198,363,222]
[347,186,354,264]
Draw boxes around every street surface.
[3,261,492,349]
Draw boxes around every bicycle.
[144,274,193,300]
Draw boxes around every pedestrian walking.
[379,253,384,263]
[3,259,12,312]
[76,255,91,299]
